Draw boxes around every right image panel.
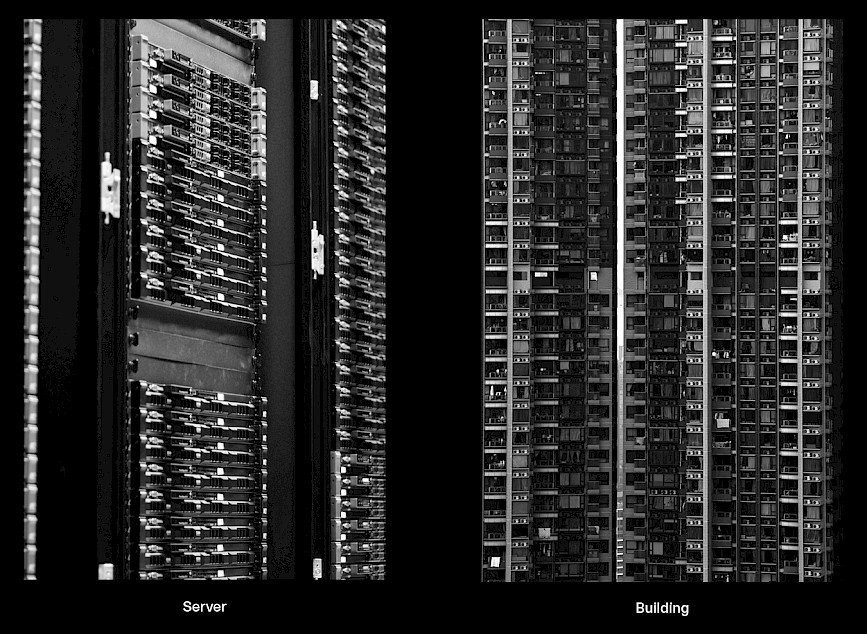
[482,18,842,583]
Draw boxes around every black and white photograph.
[16,14,849,624]
[22,17,387,587]
[481,17,844,585]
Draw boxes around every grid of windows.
[484,18,617,582]
[486,17,841,583]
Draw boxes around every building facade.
[484,18,842,582]
[621,17,841,583]
[483,18,618,582]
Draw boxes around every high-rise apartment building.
[621,17,841,583]
[24,18,385,581]
[483,18,618,582]
[483,18,842,582]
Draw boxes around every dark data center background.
[15,16,482,589]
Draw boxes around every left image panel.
[25,18,386,582]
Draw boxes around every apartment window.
[557,160,581,175]
[803,38,821,52]
[559,495,583,509]
[625,428,645,441]
[559,473,584,488]
[649,70,673,85]
[587,472,610,485]
[514,66,531,80]
[651,25,675,40]
[626,406,645,418]
[499,20,527,36]
[650,48,675,63]
[759,41,776,56]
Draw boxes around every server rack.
[23,18,42,581]
[28,17,385,581]
[325,19,387,580]
[123,19,269,580]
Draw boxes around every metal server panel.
[328,19,386,581]
[126,19,268,580]
[23,18,42,581]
